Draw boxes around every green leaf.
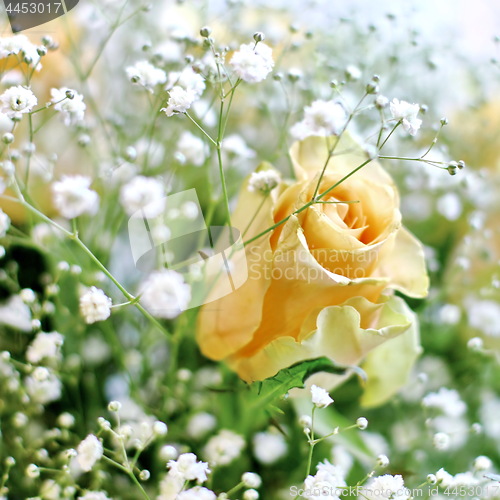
[248,357,346,410]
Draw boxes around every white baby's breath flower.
[162,86,197,116]
[0,209,10,237]
[432,432,450,450]
[139,270,191,319]
[467,299,500,337]
[177,486,216,500]
[0,85,37,117]
[166,67,206,96]
[422,388,466,417]
[26,331,64,363]
[187,412,217,439]
[311,384,334,408]
[126,60,167,92]
[230,42,274,83]
[50,87,86,125]
[25,371,62,404]
[176,131,208,166]
[356,417,368,430]
[389,98,422,136]
[242,472,262,489]
[77,491,112,500]
[243,490,259,500]
[167,452,210,483]
[204,429,245,466]
[0,35,40,68]
[248,170,280,193]
[473,455,492,471]
[253,430,287,464]
[291,100,348,140]
[304,460,346,500]
[120,175,165,218]
[79,287,112,324]
[76,434,103,472]
[362,474,409,500]
[52,176,99,219]
[223,134,256,159]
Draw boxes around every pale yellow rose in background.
[196,134,428,406]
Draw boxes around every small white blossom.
[375,95,389,109]
[79,287,112,324]
[50,87,86,125]
[253,430,287,464]
[167,452,210,483]
[76,434,103,472]
[242,472,262,489]
[243,490,259,500]
[432,432,450,450]
[435,468,454,487]
[139,270,191,319]
[223,134,256,159]
[248,170,280,193]
[376,454,390,468]
[311,384,334,408]
[422,388,466,417]
[345,65,362,80]
[304,460,346,500]
[162,86,197,116]
[25,371,62,404]
[230,42,274,83]
[204,429,245,466]
[126,60,167,92]
[0,35,40,67]
[177,487,216,500]
[120,175,165,218]
[389,98,422,136]
[166,67,205,97]
[361,474,409,500]
[0,209,10,237]
[187,412,217,439]
[291,100,348,140]
[0,85,37,117]
[26,331,64,364]
[467,299,500,337]
[176,131,209,166]
[473,455,492,471]
[77,491,112,500]
[52,176,99,219]
[356,417,368,430]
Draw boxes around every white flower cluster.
[291,100,348,140]
[52,176,99,219]
[389,98,422,136]
[311,384,334,408]
[79,287,112,324]
[422,387,467,418]
[139,269,191,319]
[230,42,274,83]
[162,87,198,116]
[0,35,41,68]
[120,175,165,217]
[203,429,245,466]
[248,170,281,193]
[0,85,37,117]
[304,460,346,500]
[126,60,167,92]
[158,453,212,499]
[361,474,410,500]
[50,87,86,126]
[26,331,64,363]
[76,434,103,472]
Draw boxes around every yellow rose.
[196,134,428,406]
